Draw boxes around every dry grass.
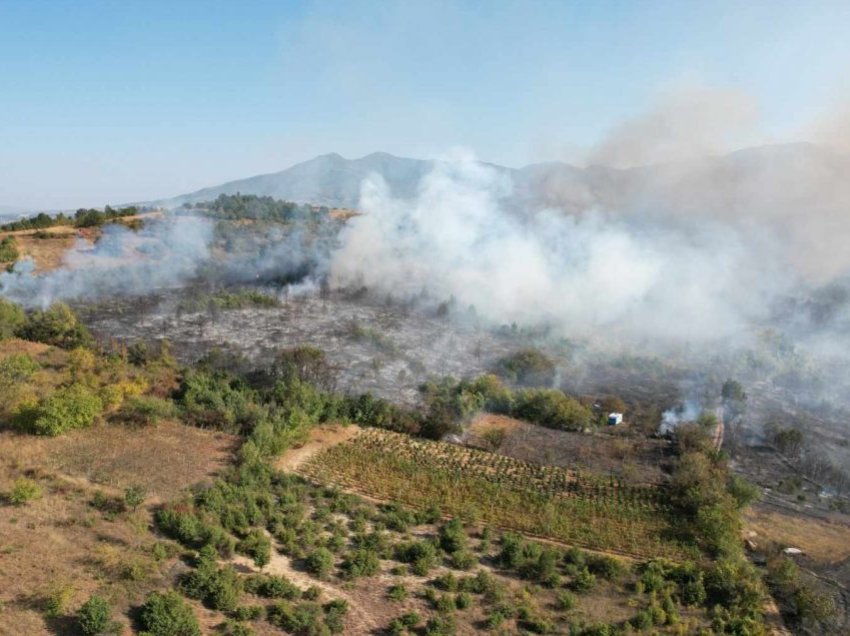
[744,506,850,565]
[465,412,670,485]
[0,421,236,500]
[0,418,236,634]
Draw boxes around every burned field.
[79,286,520,405]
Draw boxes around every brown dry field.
[466,413,670,484]
[744,505,850,565]
[0,422,235,634]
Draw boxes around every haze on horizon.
[2,0,850,210]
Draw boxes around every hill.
[155,144,850,220]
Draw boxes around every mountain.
[0,205,27,221]
[156,144,850,219]
[158,152,437,209]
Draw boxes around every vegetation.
[14,382,104,435]
[7,477,43,505]
[185,193,313,222]
[77,594,114,635]
[302,428,684,558]
[0,235,19,266]
[0,297,778,634]
[494,348,556,386]
[0,205,141,232]
[139,590,201,636]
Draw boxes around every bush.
[0,353,39,382]
[323,599,348,634]
[244,575,301,600]
[180,550,243,612]
[17,303,92,349]
[266,600,327,635]
[138,590,201,636]
[495,349,556,386]
[7,477,43,505]
[15,383,103,436]
[394,540,437,575]
[238,529,271,569]
[387,584,407,602]
[77,594,112,635]
[118,395,176,427]
[340,548,380,579]
[124,485,147,512]
[0,299,26,339]
[438,518,467,554]
[305,547,335,580]
[511,388,593,431]
[572,567,597,593]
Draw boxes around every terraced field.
[299,428,692,560]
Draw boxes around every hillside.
[154,144,850,222]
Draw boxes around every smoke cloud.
[329,150,798,345]
[0,216,215,308]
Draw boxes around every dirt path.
[229,548,382,635]
[275,423,362,473]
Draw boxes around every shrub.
[449,550,477,571]
[43,582,73,618]
[8,477,42,505]
[238,529,271,569]
[394,540,437,575]
[572,567,597,593]
[306,547,335,580]
[587,554,625,581]
[118,395,176,427]
[124,485,147,512]
[244,575,300,600]
[0,299,26,339]
[323,599,348,634]
[511,388,593,431]
[266,600,327,635]
[553,591,574,612]
[77,594,112,635]
[495,349,556,386]
[218,620,255,636]
[0,353,39,382]
[387,584,407,602]
[340,548,380,579]
[15,383,103,436]
[180,550,243,612]
[17,303,92,349]
[139,590,201,636]
[438,518,467,554]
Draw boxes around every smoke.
[329,150,797,345]
[584,88,762,169]
[0,216,215,308]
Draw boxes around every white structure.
[608,412,623,426]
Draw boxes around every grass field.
[299,428,691,560]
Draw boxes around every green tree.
[139,590,201,636]
[306,547,335,580]
[77,594,112,635]
[124,485,147,512]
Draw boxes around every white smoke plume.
[329,150,796,345]
[0,216,215,308]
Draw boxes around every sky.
[1,0,849,210]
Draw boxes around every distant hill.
[0,205,26,221]
[154,144,850,219]
[157,152,437,209]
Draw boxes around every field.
[465,413,671,484]
[299,427,690,560]
[0,422,236,634]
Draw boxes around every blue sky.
[1,0,849,209]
